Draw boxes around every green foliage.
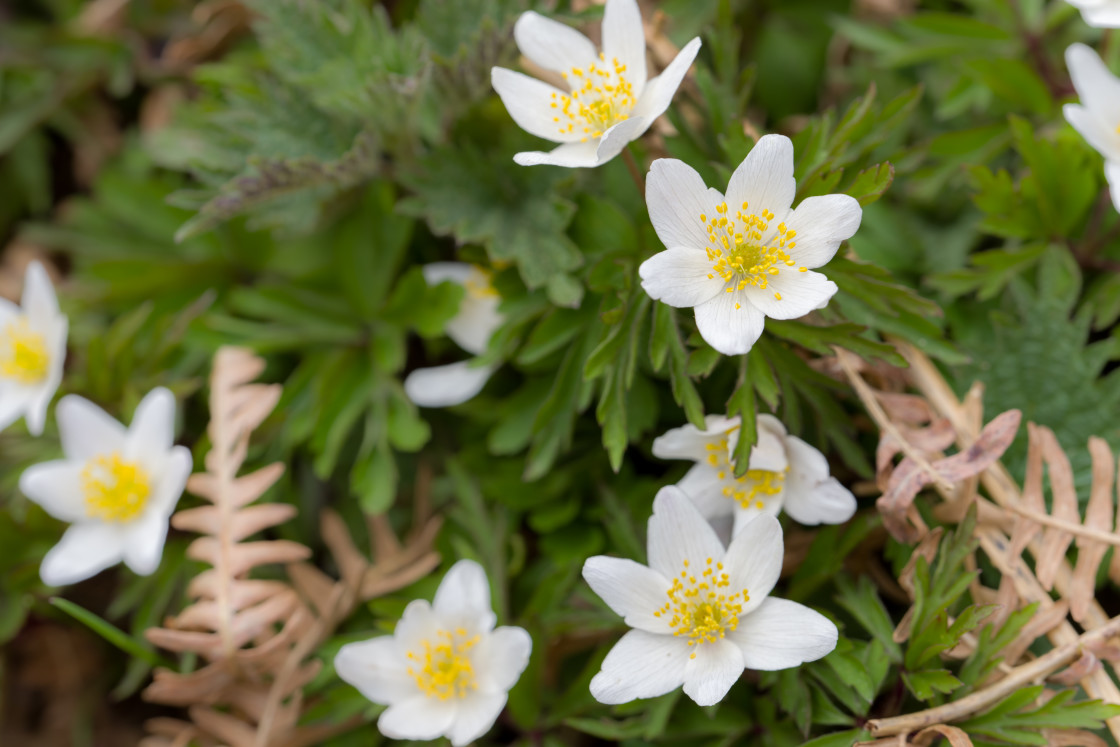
[5,0,1120,743]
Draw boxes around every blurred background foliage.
[2,0,1120,744]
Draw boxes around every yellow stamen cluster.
[465,268,499,299]
[83,453,151,523]
[654,558,748,659]
[407,628,480,700]
[0,317,50,384]
[704,438,787,509]
[551,53,636,141]
[700,201,807,307]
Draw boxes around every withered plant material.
[840,341,1120,742]
[141,347,443,747]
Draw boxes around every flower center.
[551,54,636,142]
[704,437,788,510]
[465,267,499,300]
[407,628,480,700]
[0,318,50,384]
[699,201,808,307]
[82,453,151,523]
[654,558,748,658]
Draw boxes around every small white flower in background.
[404,263,504,408]
[639,135,862,355]
[19,388,192,586]
[0,261,67,436]
[653,413,857,536]
[583,487,837,706]
[1065,0,1120,26]
[334,560,532,747]
[491,0,701,168]
[1063,43,1120,210]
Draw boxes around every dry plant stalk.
[141,347,443,747]
[836,344,1120,742]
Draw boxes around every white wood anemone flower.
[404,263,504,408]
[652,414,857,535]
[0,261,68,436]
[1063,43,1120,210]
[1065,0,1120,26]
[583,487,837,706]
[491,0,701,168]
[19,388,192,586]
[639,135,862,355]
[334,559,532,747]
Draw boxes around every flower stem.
[623,146,645,195]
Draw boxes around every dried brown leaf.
[1050,652,1102,687]
[1042,729,1110,747]
[878,410,1021,541]
[1032,425,1079,590]
[1071,438,1114,622]
[912,724,973,746]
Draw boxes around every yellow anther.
[658,557,749,648]
[0,318,50,384]
[407,630,480,701]
[83,453,151,523]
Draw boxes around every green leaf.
[399,139,583,292]
[903,669,964,700]
[50,598,172,669]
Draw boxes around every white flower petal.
[783,476,857,526]
[40,522,124,586]
[601,0,647,91]
[335,636,414,705]
[56,395,128,460]
[404,360,495,408]
[743,269,838,320]
[394,599,440,653]
[590,629,690,704]
[694,292,766,355]
[24,383,53,437]
[757,413,788,439]
[150,445,193,517]
[476,626,532,691]
[491,68,581,144]
[422,262,473,286]
[784,194,862,268]
[1107,160,1120,212]
[724,135,797,224]
[744,423,789,473]
[1067,43,1120,125]
[1084,2,1120,26]
[513,11,598,74]
[731,501,782,538]
[647,486,726,579]
[0,389,31,433]
[20,461,87,523]
[121,509,169,576]
[730,597,838,670]
[583,556,673,634]
[378,695,457,742]
[514,140,600,168]
[677,463,732,519]
[682,639,744,706]
[21,261,60,323]
[638,247,724,308]
[632,37,702,124]
[651,415,740,461]
[645,158,719,255]
[593,116,652,165]
[722,513,783,614]
[126,387,177,463]
[1065,103,1120,163]
[448,691,507,747]
[433,559,498,632]
[447,295,502,356]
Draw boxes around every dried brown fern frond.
[141,346,443,747]
[837,343,1120,742]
